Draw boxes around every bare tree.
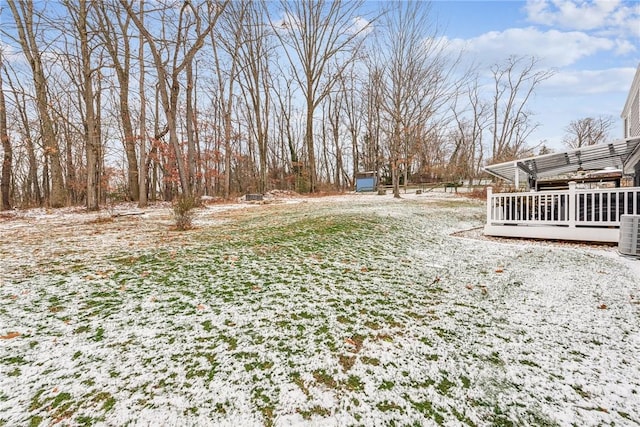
[490,55,554,163]
[4,66,41,206]
[64,0,101,210]
[137,0,148,207]
[94,0,139,201]
[211,1,245,199]
[374,1,461,197]
[269,0,370,192]
[0,51,11,210]
[450,77,489,182]
[562,116,614,149]
[236,0,273,193]
[7,0,66,207]
[121,0,227,198]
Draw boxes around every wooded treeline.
[0,0,554,210]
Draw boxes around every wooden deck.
[484,183,640,242]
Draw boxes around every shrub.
[173,195,200,230]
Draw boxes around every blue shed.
[355,171,377,192]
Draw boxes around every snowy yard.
[1,192,639,426]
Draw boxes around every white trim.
[484,224,619,243]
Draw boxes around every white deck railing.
[487,183,640,228]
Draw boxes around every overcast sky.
[429,0,639,150]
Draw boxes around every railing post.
[568,181,576,228]
[486,186,493,225]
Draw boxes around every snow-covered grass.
[1,192,639,426]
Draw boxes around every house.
[483,64,640,243]
[622,63,640,184]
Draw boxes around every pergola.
[482,137,640,243]
[483,137,640,188]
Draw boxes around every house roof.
[483,137,640,183]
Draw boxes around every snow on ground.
[1,191,639,426]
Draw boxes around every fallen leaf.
[0,331,20,339]
[52,387,58,393]
[598,304,608,310]
[465,284,474,290]
[196,304,206,311]
[344,338,357,347]
[252,286,261,291]
[495,268,504,273]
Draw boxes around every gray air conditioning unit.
[619,215,640,257]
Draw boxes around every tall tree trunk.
[186,61,197,194]
[0,66,11,210]
[138,0,148,208]
[305,98,317,193]
[78,0,100,211]
[8,0,66,207]
[6,72,41,206]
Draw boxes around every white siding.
[622,64,640,138]
[632,90,640,138]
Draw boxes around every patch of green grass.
[298,405,331,420]
[486,351,504,366]
[251,387,275,427]
[29,389,46,411]
[364,320,381,330]
[291,372,309,396]
[219,334,238,351]
[102,396,116,412]
[520,359,541,368]
[405,395,445,425]
[489,405,515,427]
[437,376,456,397]
[1,356,25,365]
[51,392,72,408]
[75,415,98,426]
[361,356,380,366]
[7,368,21,377]
[28,416,43,427]
[201,320,213,332]
[74,325,91,334]
[336,314,351,324]
[378,380,394,390]
[461,376,471,389]
[94,326,105,341]
[244,360,274,372]
[313,369,337,389]
[376,400,402,412]
[452,407,477,426]
[345,375,363,391]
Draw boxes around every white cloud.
[350,16,373,36]
[446,27,617,68]
[540,66,637,95]
[525,0,640,37]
